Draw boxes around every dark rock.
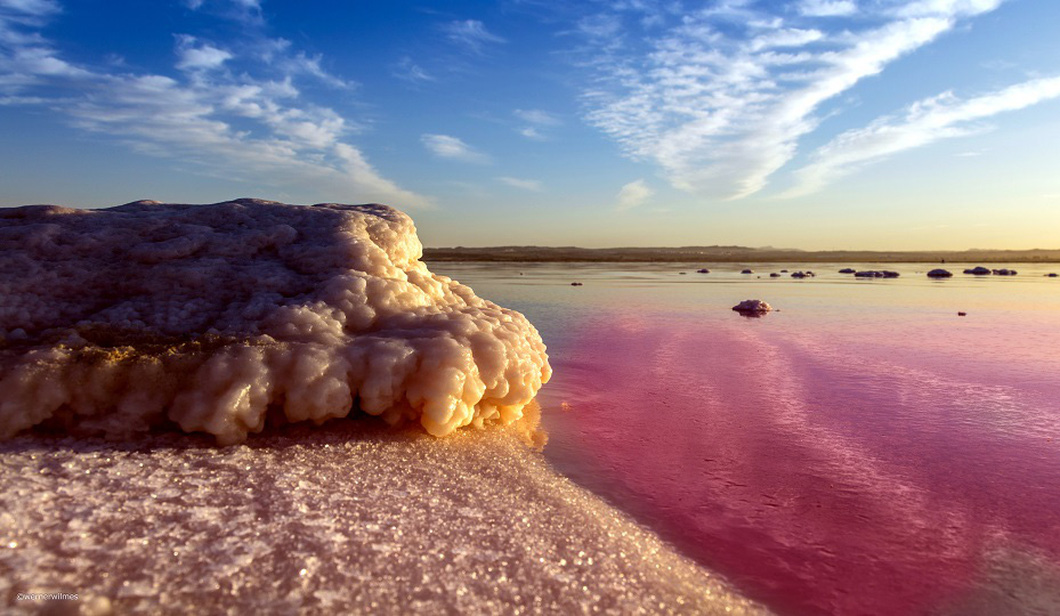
[570,282,583,286]
[732,299,772,314]
[696,268,710,274]
[769,273,781,278]
[839,268,856,274]
[927,269,953,278]
[963,266,991,275]
[992,268,1017,276]
[741,269,754,274]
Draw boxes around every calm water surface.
[435,262,1060,616]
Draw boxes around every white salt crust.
[0,422,768,615]
[0,199,551,442]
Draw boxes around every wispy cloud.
[393,56,434,84]
[0,1,426,207]
[514,107,561,140]
[616,179,653,211]
[421,134,491,163]
[184,0,263,26]
[798,0,857,17]
[175,34,232,71]
[514,108,560,125]
[582,0,1005,200]
[786,76,1060,197]
[497,176,543,191]
[443,19,505,55]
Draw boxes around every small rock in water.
[853,270,899,278]
[839,268,856,274]
[992,268,1017,276]
[570,282,583,286]
[732,299,773,314]
[963,266,992,275]
[697,268,710,274]
[741,269,754,274]
[1048,273,1058,278]
[958,312,967,316]
[927,269,953,278]
[769,273,781,278]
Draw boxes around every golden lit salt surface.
[0,415,767,615]
[0,199,550,442]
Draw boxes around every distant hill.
[423,245,1060,263]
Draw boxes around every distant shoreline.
[424,246,1060,263]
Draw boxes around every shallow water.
[434,262,1060,616]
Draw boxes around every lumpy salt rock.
[0,199,551,443]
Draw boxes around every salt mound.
[0,199,551,443]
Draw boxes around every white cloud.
[393,56,434,83]
[497,176,543,191]
[183,0,263,25]
[616,179,653,210]
[0,2,429,208]
[515,108,560,140]
[518,127,546,141]
[421,134,490,163]
[515,108,560,126]
[175,35,232,71]
[798,0,857,17]
[786,76,1060,196]
[443,19,505,54]
[278,51,352,89]
[581,0,1005,201]
[0,0,59,17]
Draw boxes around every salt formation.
[0,199,551,443]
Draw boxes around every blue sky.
[1,0,1059,249]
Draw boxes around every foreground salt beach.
[0,417,765,615]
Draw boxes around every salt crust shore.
[0,199,550,442]
[0,417,767,615]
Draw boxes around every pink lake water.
[434,262,1060,616]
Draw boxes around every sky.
[1,0,1059,250]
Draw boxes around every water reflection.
[433,262,1060,615]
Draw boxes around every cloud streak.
[421,134,491,163]
[0,1,427,207]
[443,19,505,55]
[786,76,1060,197]
[616,179,652,211]
[497,176,543,191]
[582,0,1005,201]
[514,107,561,140]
